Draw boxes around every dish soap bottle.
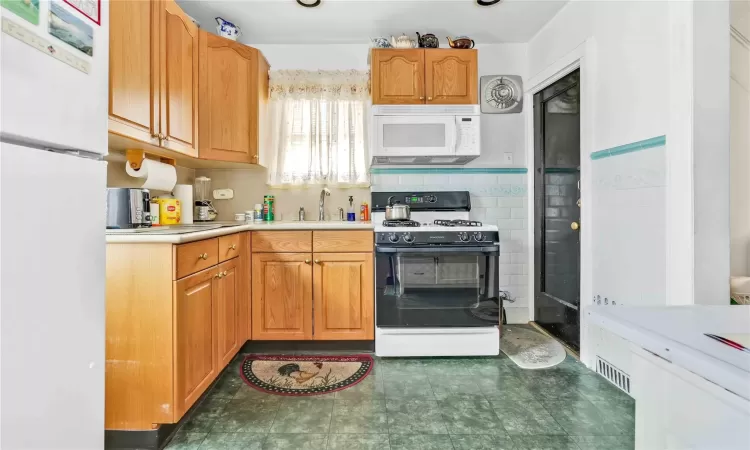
[347,196,356,221]
[360,201,370,221]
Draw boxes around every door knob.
[571,222,580,230]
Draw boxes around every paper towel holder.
[126,149,176,171]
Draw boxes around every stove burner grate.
[382,220,421,228]
[433,219,483,227]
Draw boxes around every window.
[267,70,370,187]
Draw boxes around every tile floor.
[167,346,634,449]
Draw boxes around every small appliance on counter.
[106,188,152,229]
[194,176,218,222]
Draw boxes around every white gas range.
[371,191,502,357]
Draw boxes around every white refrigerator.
[1,1,109,448]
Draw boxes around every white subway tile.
[470,174,499,185]
[510,207,527,219]
[511,229,528,241]
[497,197,524,208]
[496,219,524,230]
[510,253,526,264]
[510,275,527,286]
[422,175,450,186]
[499,264,524,275]
[498,253,511,264]
[399,175,423,185]
[485,208,511,219]
[497,275,511,286]
[470,208,486,221]
[472,196,497,207]
[374,174,400,187]
[497,230,511,241]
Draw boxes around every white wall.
[730,1,750,276]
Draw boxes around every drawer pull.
[223,270,228,276]
[198,253,209,260]
[305,259,311,264]
[216,272,223,279]
[314,259,321,264]
[229,244,237,250]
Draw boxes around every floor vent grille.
[596,356,631,394]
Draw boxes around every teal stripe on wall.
[590,135,666,160]
[370,167,528,174]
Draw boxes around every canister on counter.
[158,197,181,225]
[263,195,275,221]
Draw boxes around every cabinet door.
[174,267,217,418]
[199,32,259,163]
[313,253,374,340]
[108,0,160,145]
[425,49,478,104]
[215,258,240,368]
[371,49,425,104]
[159,0,199,156]
[252,253,312,340]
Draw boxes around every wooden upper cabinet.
[199,32,268,164]
[425,49,478,104]
[313,253,374,340]
[371,49,478,105]
[159,0,199,157]
[215,258,239,368]
[108,0,159,145]
[252,253,313,340]
[174,267,217,418]
[371,49,424,104]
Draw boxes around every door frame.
[524,38,597,367]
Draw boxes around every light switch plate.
[213,189,234,200]
[503,152,514,164]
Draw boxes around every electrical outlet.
[503,152,514,164]
[213,189,234,200]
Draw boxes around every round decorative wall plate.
[480,75,523,114]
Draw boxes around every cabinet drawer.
[252,231,312,252]
[175,238,219,279]
[218,233,243,262]
[313,231,373,252]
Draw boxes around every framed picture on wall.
[63,0,100,25]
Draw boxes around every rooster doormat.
[240,354,374,396]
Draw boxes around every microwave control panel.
[456,117,480,154]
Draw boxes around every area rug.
[500,327,567,369]
[240,354,373,396]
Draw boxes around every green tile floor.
[166,343,634,449]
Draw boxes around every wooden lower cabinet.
[251,253,313,340]
[174,267,217,419]
[313,253,374,340]
[215,258,240,368]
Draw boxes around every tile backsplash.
[371,169,530,322]
[195,167,371,221]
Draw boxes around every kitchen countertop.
[587,305,750,401]
[106,221,375,244]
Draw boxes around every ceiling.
[177,0,568,44]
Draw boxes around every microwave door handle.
[453,120,460,153]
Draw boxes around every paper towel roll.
[173,184,193,224]
[125,159,177,191]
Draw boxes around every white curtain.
[267,70,370,187]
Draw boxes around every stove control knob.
[402,233,415,244]
[388,233,400,243]
[458,232,470,242]
[428,195,437,203]
[473,232,484,242]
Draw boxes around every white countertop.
[106,221,375,244]
[588,305,750,401]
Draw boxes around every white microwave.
[371,105,481,165]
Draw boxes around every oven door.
[375,245,500,328]
[374,115,456,157]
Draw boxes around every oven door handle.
[376,245,499,254]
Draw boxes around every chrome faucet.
[319,187,331,221]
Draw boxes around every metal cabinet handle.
[314,259,321,264]
[229,244,237,250]
[215,272,223,279]
[419,96,425,100]
[223,270,228,276]
[198,253,209,260]
[571,222,580,231]
[427,96,433,100]
[305,259,311,264]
